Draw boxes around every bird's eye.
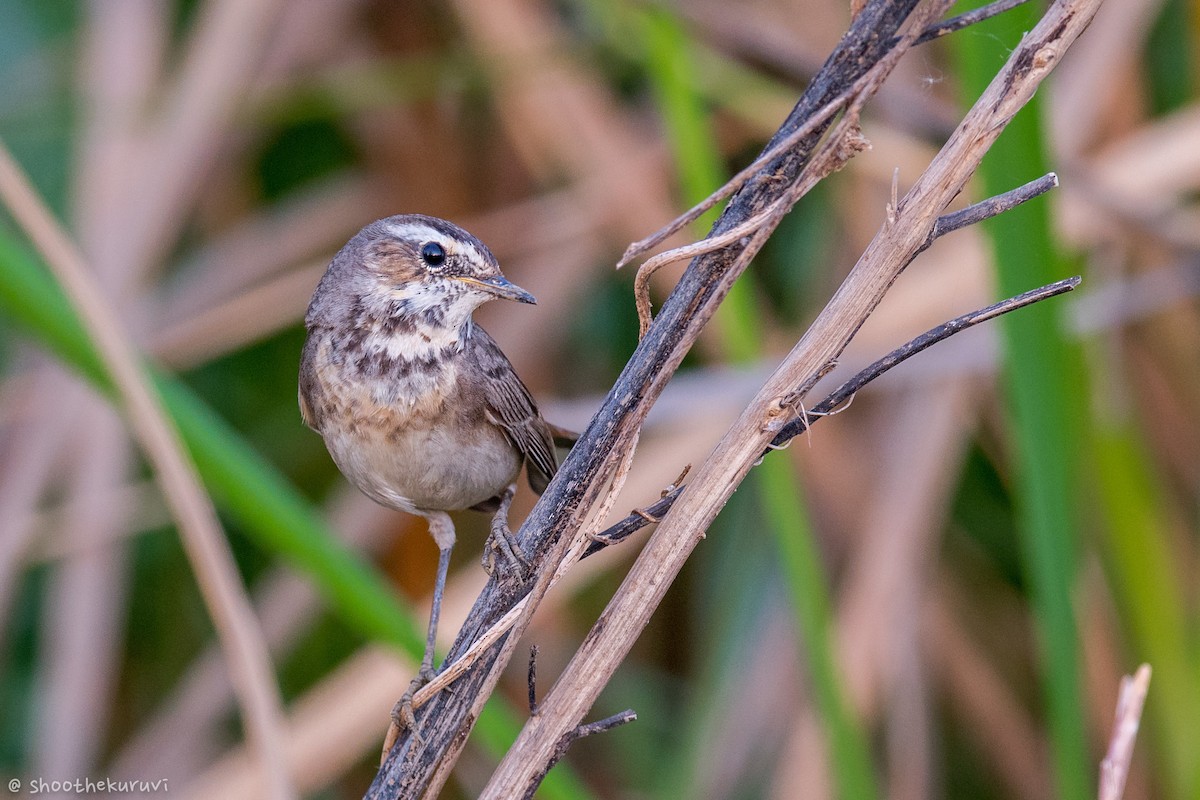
[420,242,446,267]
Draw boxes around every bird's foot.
[482,515,530,578]
[381,665,436,764]
[481,484,528,578]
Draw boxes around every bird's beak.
[456,275,537,304]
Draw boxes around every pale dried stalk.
[121,0,286,277]
[35,4,167,775]
[1099,664,1151,800]
[0,143,294,800]
[480,0,1103,795]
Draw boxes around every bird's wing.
[471,327,558,495]
[297,335,324,431]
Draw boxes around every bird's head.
[308,214,535,334]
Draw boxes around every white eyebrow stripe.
[384,222,489,266]
[386,221,446,242]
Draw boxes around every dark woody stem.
[369,1,933,794]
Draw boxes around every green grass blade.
[950,7,1090,799]
[0,228,423,652]
[1144,0,1194,115]
[0,230,594,800]
[637,8,879,799]
[1091,421,1198,800]
[758,461,880,800]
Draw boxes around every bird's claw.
[382,666,436,764]
[482,486,528,578]
[482,519,529,578]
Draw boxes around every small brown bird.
[299,214,558,725]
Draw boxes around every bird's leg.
[386,512,455,755]
[481,483,528,578]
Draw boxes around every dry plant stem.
[930,173,1058,243]
[618,73,870,268]
[1099,664,1151,800]
[634,199,785,336]
[527,646,539,715]
[582,274,1081,559]
[770,277,1080,444]
[633,104,871,337]
[367,2,937,796]
[479,0,1101,794]
[0,144,295,800]
[634,168,1056,341]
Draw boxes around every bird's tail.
[547,422,579,450]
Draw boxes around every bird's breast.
[303,327,521,513]
[334,323,463,410]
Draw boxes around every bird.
[298,214,560,736]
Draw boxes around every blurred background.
[0,0,1197,798]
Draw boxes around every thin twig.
[770,277,1081,441]
[930,173,1058,244]
[580,489,681,558]
[0,142,294,800]
[595,175,1073,554]
[912,0,1028,45]
[634,198,786,336]
[523,710,638,800]
[527,646,539,716]
[582,275,1081,557]
[570,709,637,740]
[1099,664,1152,800]
[633,109,869,335]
